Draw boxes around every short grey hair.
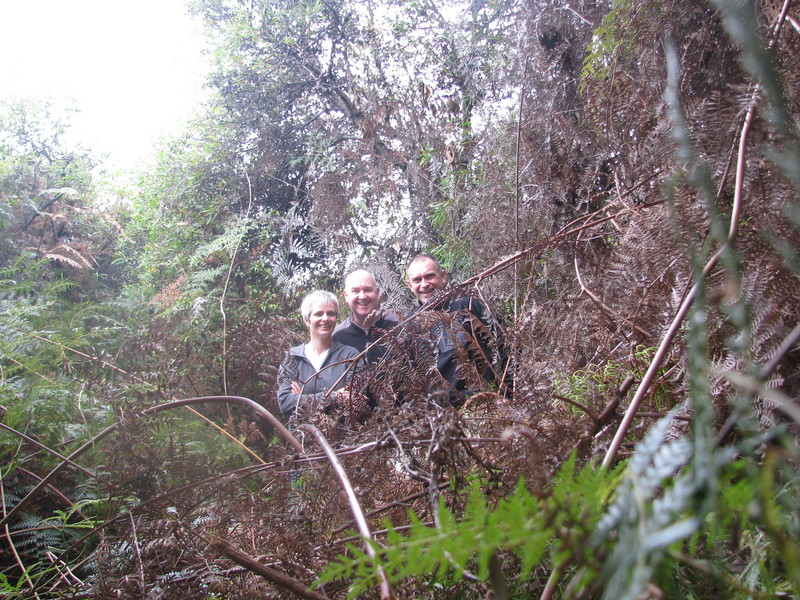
[300,290,339,321]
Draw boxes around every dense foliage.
[1,0,799,598]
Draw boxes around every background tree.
[0,97,119,587]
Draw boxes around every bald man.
[333,269,399,362]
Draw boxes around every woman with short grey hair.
[277,289,360,418]
[300,290,339,321]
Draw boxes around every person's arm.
[276,354,304,415]
[454,297,499,382]
[278,353,343,416]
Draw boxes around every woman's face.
[304,301,338,340]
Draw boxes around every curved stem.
[298,424,395,600]
[220,168,254,396]
[0,396,301,531]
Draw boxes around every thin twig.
[574,229,652,338]
[761,322,800,379]
[220,168,254,396]
[129,512,145,595]
[558,4,592,25]
[1,474,42,598]
[461,197,669,287]
[552,394,599,421]
[514,58,530,321]
[45,551,83,587]
[209,537,330,600]
[330,483,449,536]
[324,522,434,548]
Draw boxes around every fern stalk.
[1,478,42,599]
[0,421,96,480]
[0,396,302,531]
[601,24,759,468]
[209,537,330,600]
[299,423,396,600]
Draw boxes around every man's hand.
[290,380,303,395]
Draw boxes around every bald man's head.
[343,269,380,326]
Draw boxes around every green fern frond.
[317,455,617,596]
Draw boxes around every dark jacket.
[333,311,400,362]
[406,295,506,400]
[276,340,361,416]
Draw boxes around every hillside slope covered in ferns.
[1,0,799,598]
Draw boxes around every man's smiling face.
[407,257,446,304]
[344,270,380,326]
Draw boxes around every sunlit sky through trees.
[1,0,208,170]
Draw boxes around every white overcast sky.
[1,0,209,170]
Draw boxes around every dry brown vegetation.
[2,0,800,598]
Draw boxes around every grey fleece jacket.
[276,340,361,416]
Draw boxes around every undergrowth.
[1,0,799,598]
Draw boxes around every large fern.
[317,454,619,597]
